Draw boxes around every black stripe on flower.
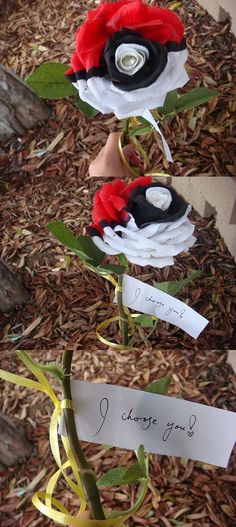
[127,182,188,228]
[166,38,186,52]
[103,29,168,91]
[66,31,186,87]
[87,219,121,237]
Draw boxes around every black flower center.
[127,183,188,227]
[103,29,168,91]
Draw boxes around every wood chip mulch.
[0,0,236,176]
[0,350,235,527]
[1,180,236,350]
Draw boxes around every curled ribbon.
[118,132,176,180]
[95,274,138,350]
[0,353,130,526]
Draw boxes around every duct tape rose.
[87,177,196,268]
[66,0,189,120]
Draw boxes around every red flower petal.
[112,195,127,211]
[92,180,127,225]
[142,7,184,43]
[75,1,140,69]
[93,193,111,224]
[76,18,110,69]
[70,51,84,72]
[106,1,148,33]
[71,0,184,72]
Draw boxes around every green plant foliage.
[134,314,156,328]
[26,63,77,99]
[159,87,220,117]
[75,94,99,118]
[130,125,152,137]
[145,376,172,396]
[98,445,147,488]
[87,262,126,277]
[135,445,147,474]
[118,253,129,271]
[46,221,104,267]
[98,467,127,487]
[98,463,146,487]
[137,115,153,126]
[154,270,203,297]
[16,351,64,382]
[159,89,178,115]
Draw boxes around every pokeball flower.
[66,0,189,119]
[87,177,196,268]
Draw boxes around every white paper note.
[114,275,209,339]
[60,381,236,468]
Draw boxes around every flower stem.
[123,118,130,145]
[117,274,129,346]
[62,350,105,520]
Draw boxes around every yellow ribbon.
[0,354,130,526]
[118,132,176,179]
[94,273,139,350]
[96,313,137,350]
[118,134,140,177]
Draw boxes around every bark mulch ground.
[0,0,236,176]
[0,350,235,527]
[1,0,236,350]
[0,0,236,350]
[0,195,236,350]
[0,1,236,526]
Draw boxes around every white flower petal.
[145,187,172,210]
[115,43,149,75]
[127,255,174,267]
[103,227,145,256]
[75,49,189,118]
[91,235,119,255]
[115,227,186,257]
[90,201,195,268]
[163,205,192,231]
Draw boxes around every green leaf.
[159,89,178,115]
[26,63,76,99]
[98,444,148,488]
[99,263,126,275]
[98,462,146,488]
[123,462,147,484]
[134,314,156,328]
[159,88,220,118]
[173,87,220,112]
[175,88,220,112]
[145,376,172,396]
[137,115,152,126]
[75,93,99,118]
[98,467,127,487]
[155,270,203,297]
[16,351,64,382]
[87,262,125,277]
[118,253,129,271]
[135,445,147,474]
[46,221,104,266]
[130,126,152,137]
